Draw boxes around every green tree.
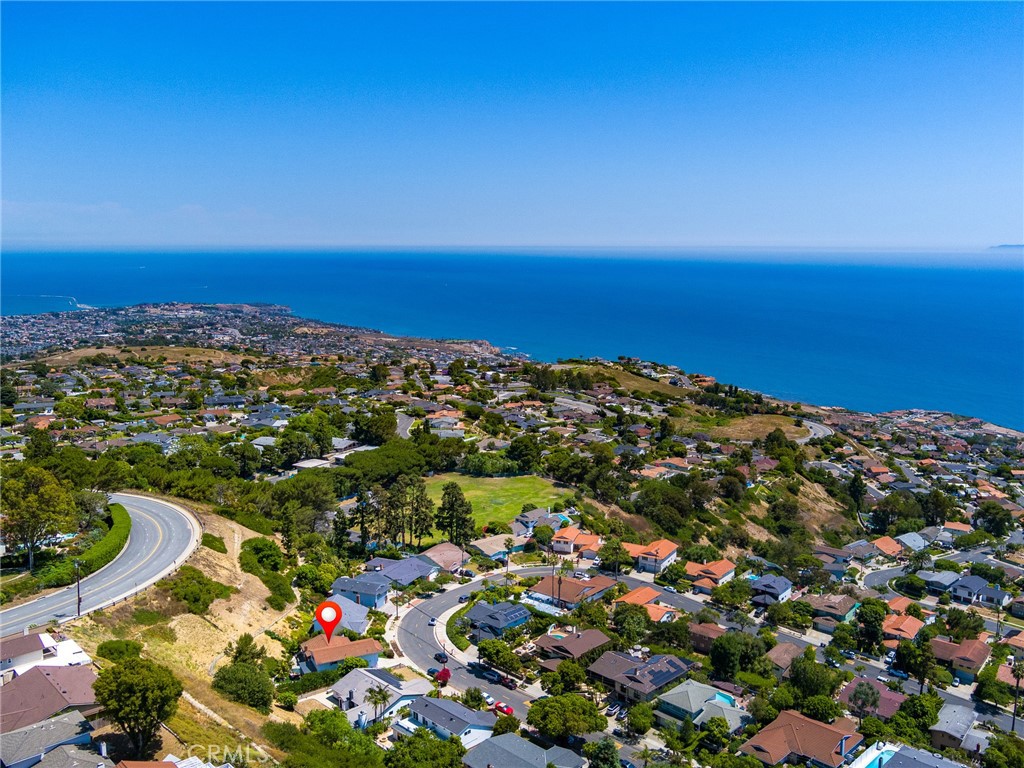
[212,662,275,713]
[477,639,522,674]
[1012,662,1024,734]
[24,428,56,460]
[847,472,867,514]
[493,713,521,735]
[597,538,634,574]
[2,466,76,570]
[526,694,606,743]
[627,702,655,735]
[976,501,1015,537]
[408,477,435,546]
[364,683,392,722]
[613,602,652,646]
[383,728,465,768]
[710,632,764,681]
[434,481,474,547]
[584,738,621,768]
[856,600,887,653]
[533,524,555,548]
[801,695,842,723]
[849,681,881,727]
[227,633,267,666]
[93,659,183,756]
[507,435,542,473]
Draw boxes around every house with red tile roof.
[871,536,903,559]
[683,560,737,594]
[292,635,382,675]
[614,586,678,623]
[883,613,924,642]
[930,637,991,682]
[622,539,680,573]
[740,710,862,767]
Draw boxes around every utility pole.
[74,560,82,617]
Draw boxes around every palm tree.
[504,537,514,579]
[849,681,881,727]
[364,683,392,724]
[636,747,657,768]
[1012,661,1024,734]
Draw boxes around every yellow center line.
[1,505,166,627]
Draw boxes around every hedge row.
[37,504,132,587]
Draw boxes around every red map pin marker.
[316,600,343,644]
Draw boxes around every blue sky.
[2,2,1021,249]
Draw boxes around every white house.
[394,696,496,749]
[328,667,432,728]
[623,539,679,573]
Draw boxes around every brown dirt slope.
[712,415,809,442]
[39,346,260,367]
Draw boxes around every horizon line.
[2,243,1020,253]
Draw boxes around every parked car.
[467,661,484,673]
[458,595,471,603]
[889,668,909,680]
[877,675,891,683]
[483,692,495,706]
[427,667,440,677]
[606,703,621,716]
[952,678,961,687]
[483,669,503,683]
[501,677,518,690]
[494,702,514,716]
[612,727,627,738]
[617,708,629,721]
[434,652,449,664]
[841,650,856,659]
[428,617,437,627]
[664,586,678,593]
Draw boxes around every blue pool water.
[715,692,737,706]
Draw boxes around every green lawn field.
[423,473,572,534]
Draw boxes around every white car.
[483,692,495,706]
[428,617,437,627]
[877,675,891,684]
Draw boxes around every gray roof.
[657,679,720,716]
[331,572,392,597]
[465,601,530,635]
[0,711,91,767]
[895,533,928,552]
[463,733,586,768]
[930,703,976,741]
[329,667,432,724]
[693,700,750,732]
[952,575,989,594]
[752,574,793,596]
[917,570,960,588]
[885,746,968,768]
[410,696,496,734]
[961,725,991,754]
[35,746,113,768]
[321,593,370,635]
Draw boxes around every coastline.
[2,299,1022,435]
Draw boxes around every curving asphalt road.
[0,494,201,635]
[797,419,834,445]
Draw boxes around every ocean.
[1,249,1022,430]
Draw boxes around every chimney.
[99,742,108,758]
[357,710,367,729]
[838,735,850,754]
[348,689,355,706]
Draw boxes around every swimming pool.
[714,692,737,706]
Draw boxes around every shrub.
[97,639,143,662]
[213,662,275,713]
[277,691,298,710]
[157,566,233,614]
[202,533,228,553]
[37,504,131,587]
[133,609,167,625]
[240,538,295,609]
